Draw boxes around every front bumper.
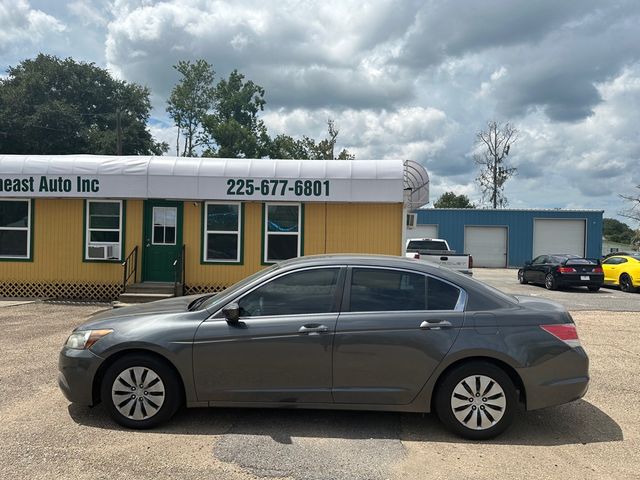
[519,347,589,411]
[58,347,104,406]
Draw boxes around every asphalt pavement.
[473,268,640,311]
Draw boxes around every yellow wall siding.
[324,203,402,255]
[1,199,402,289]
[183,201,268,287]
[0,199,140,283]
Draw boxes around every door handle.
[298,325,329,335]
[420,320,452,330]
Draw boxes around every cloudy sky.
[1,0,639,221]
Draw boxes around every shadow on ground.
[69,398,622,447]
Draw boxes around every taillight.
[558,266,576,273]
[413,253,420,259]
[469,255,473,269]
[593,266,603,273]
[540,324,581,348]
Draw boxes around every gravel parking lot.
[0,275,638,480]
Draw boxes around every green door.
[142,200,183,282]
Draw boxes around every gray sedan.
[58,255,589,440]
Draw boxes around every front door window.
[152,207,177,245]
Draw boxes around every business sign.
[0,173,403,203]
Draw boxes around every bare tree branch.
[473,121,518,208]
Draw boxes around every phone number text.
[226,179,330,197]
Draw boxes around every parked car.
[59,254,589,440]
[601,253,640,293]
[518,254,604,291]
[405,238,473,275]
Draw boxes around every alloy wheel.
[111,366,166,421]
[450,375,506,430]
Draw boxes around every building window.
[0,199,31,259]
[264,203,301,263]
[204,202,241,262]
[85,200,123,261]
[152,206,177,245]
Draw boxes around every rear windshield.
[407,240,448,250]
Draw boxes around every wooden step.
[117,292,174,304]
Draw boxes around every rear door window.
[349,268,461,312]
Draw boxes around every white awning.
[0,155,429,206]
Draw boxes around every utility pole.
[116,109,122,155]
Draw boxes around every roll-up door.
[464,226,508,267]
[533,219,585,257]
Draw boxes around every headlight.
[65,329,113,350]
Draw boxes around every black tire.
[517,270,528,284]
[101,354,181,429]
[435,361,517,440]
[544,273,557,290]
[588,286,600,292]
[619,274,638,293]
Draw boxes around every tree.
[474,121,518,208]
[434,191,476,208]
[201,69,269,158]
[265,119,355,160]
[0,54,167,155]
[166,59,216,157]
[603,218,635,244]
[620,185,640,223]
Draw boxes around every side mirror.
[222,303,240,323]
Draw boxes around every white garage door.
[464,226,508,267]
[407,224,438,239]
[533,219,585,257]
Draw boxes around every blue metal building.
[409,208,603,267]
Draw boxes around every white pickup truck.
[405,238,473,276]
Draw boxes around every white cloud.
[0,0,66,54]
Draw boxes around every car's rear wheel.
[517,270,527,284]
[435,362,517,440]
[588,286,600,292]
[544,273,557,290]
[619,274,638,293]
[101,354,181,429]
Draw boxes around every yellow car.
[601,254,640,293]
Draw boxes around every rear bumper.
[58,347,104,406]
[556,273,604,288]
[519,347,589,411]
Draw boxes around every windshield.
[198,264,280,310]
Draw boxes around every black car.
[518,254,604,291]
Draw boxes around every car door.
[529,256,547,283]
[192,266,345,403]
[332,267,465,405]
[602,257,620,284]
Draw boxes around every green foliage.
[264,120,354,160]
[201,70,269,158]
[0,54,167,155]
[433,192,476,208]
[166,59,216,157]
[603,218,635,244]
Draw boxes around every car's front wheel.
[435,362,517,440]
[101,354,181,429]
[517,269,527,284]
[619,274,638,293]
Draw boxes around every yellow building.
[0,156,428,301]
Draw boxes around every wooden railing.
[121,245,139,292]
[173,244,186,296]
